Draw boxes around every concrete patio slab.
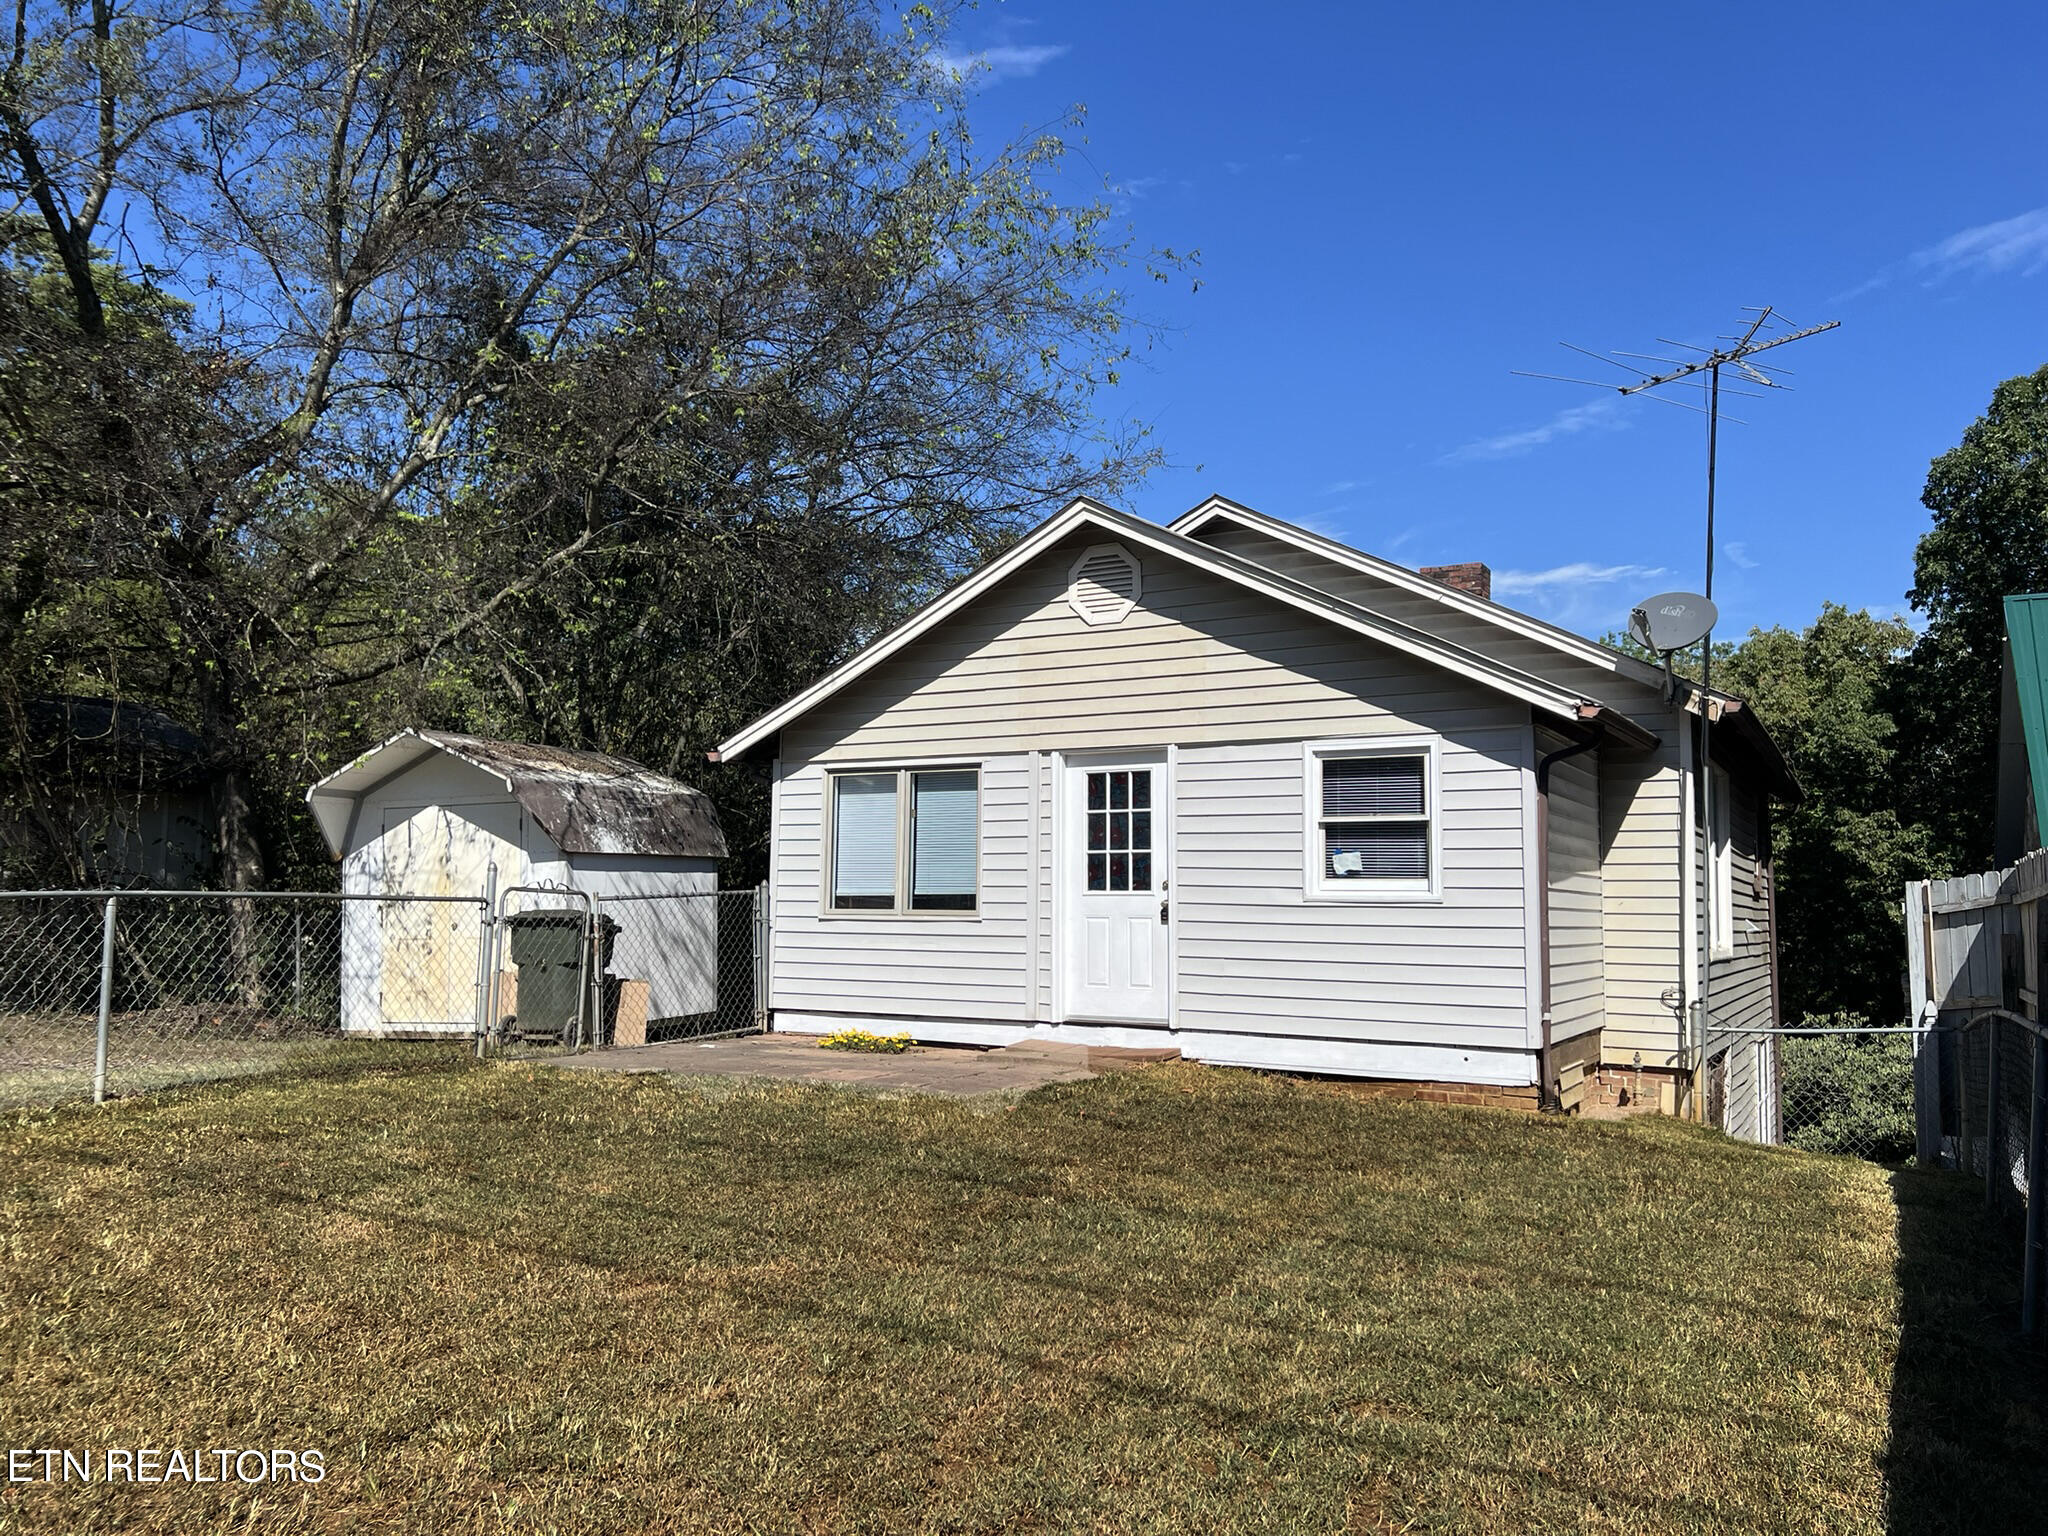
[547,1033,1175,1097]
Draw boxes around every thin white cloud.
[1491,562,1670,636]
[1323,479,1362,495]
[1835,205,2048,302]
[930,43,1069,84]
[1492,561,1666,597]
[1441,399,1624,463]
[1916,207,2048,282]
[1117,175,1168,199]
[1723,541,1757,571]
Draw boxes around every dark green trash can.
[507,911,619,1041]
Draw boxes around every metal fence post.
[292,899,305,1018]
[753,883,769,1033]
[2024,1033,2047,1334]
[1988,1015,2003,1207]
[91,895,117,1105]
[474,863,498,1059]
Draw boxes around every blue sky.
[944,1,2048,640]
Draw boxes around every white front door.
[1062,756,1170,1024]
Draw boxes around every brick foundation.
[1581,1064,1686,1117]
[1325,1079,1543,1114]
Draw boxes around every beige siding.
[781,530,1522,763]
[1600,739,1687,1067]
[772,530,1539,1069]
[1541,730,1603,1046]
[770,754,1032,1021]
[1706,772,1778,1142]
[1707,773,1775,1032]
[1175,729,1533,1061]
[1194,523,1672,720]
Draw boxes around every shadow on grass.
[1885,1166,2048,1534]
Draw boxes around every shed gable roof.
[307,730,728,860]
[711,499,1659,762]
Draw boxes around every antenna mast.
[1516,306,1839,1124]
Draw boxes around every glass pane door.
[1084,768,1153,892]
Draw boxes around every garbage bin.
[506,911,619,1041]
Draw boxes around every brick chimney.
[1420,561,1492,601]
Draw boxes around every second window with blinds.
[1302,737,1440,900]
[826,767,980,914]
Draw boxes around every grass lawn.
[0,1053,2042,1534]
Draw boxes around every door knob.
[1159,898,1169,925]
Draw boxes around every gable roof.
[1171,495,1674,692]
[307,729,728,860]
[710,498,1660,762]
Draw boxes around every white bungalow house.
[712,497,1797,1134]
[306,731,727,1036]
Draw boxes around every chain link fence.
[1,886,766,1110]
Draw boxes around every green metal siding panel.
[2004,593,2048,840]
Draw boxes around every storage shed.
[306,730,727,1036]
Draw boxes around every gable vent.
[1067,543,1141,626]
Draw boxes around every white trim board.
[711,498,1649,763]
[773,1010,1539,1086]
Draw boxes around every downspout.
[1536,726,1602,1111]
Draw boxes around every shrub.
[818,1028,913,1054]
[1779,1013,1916,1162]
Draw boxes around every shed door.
[1061,757,1169,1024]
[378,802,521,1029]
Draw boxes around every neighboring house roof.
[306,730,728,860]
[22,696,217,790]
[711,498,1661,763]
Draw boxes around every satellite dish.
[1629,592,1718,654]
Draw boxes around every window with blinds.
[830,773,899,909]
[911,770,978,910]
[828,766,979,913]
[1309,746,1435,895]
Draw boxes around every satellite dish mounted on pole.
[1629,591,1719,702]
[1516,305,1838,1127]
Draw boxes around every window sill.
[1303,886,1445,906]
[818,907,983,921]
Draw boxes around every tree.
[1,0,1182,883]
[1894,365,2048,870]
[1720,605,1933,1022]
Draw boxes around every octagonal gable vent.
[1067,543,1141,626]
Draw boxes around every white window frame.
[1301,735,1442,903]
[1709,765,1735,957]
[820,762,983,918]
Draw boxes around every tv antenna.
[1516,304,1839,1122]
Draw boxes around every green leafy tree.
[0,0,1185,884]
[1893,365,2048,869]
[1720,605,1933,1022]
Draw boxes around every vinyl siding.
[1197,518,1702,1069]
[1705,772,1778,1142]
[770,754,1032,1021]
[772,529,1537,1063]
[1705,773,1775,1033]
[1599,737,1687,1067]
[779,530,1526,763]
[1541,730,1603,1046]
[1175,729,1533,1059]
